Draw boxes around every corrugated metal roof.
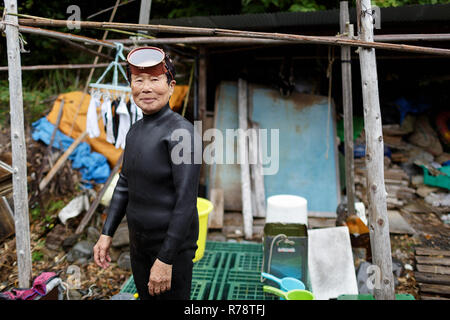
[148,4,450,31]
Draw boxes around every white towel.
[86,93,101,138]
[115,96,131,149]
[101,96,115,144]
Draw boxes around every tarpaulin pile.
[31,88,188,188]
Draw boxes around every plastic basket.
[422,165,450,190]
[194,197,214,262]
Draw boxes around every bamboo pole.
[13,25,120,50]
[60,38,114,60]
[4,0,32,288]
[0,62,126,72]
[340,1,356,218]
[13,17,450,56]
[113,34,450,45]
[357,0,395,300]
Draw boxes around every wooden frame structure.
[3,0,449,298]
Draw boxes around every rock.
[109,247,122,262]
[112,222,129,248]
[67,240,95,263]
[87,226,101,243]
[74,257,89,266]
[62,234,81,251]
[117,251,131,270]
[45,224,67,251]
[67,289,82,300]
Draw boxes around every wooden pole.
[4,0,32,288]
[114,33,450,45]
[249,121,266,218]
[238,78,253,240]
[13,25,121,50]
[60,38,114,60]
[0,62,126,72]
[340,1,355,218]
[14,17,450,56]
[39,131,88,191]
[357,0,395,300]
[138,0,152,36]
[198,48,207,187]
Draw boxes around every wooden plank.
[340,1,355,218]
[138,0,151,36]
[75,151,124,234]
[0,196,15,242]
[416,256,450,266]
[358,0,395,300]
[238,78,253,240]
[419,283,450,295]
[414,272,450,285]
[416,264,450,275]
[208,188,224,229]
[308,217,337,229]
[39,130,88,191]
[4,0,32,288]
[420,294,450,300]
[249,121,266,218]
[416,247,450,257]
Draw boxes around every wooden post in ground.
[340,1,355,217]
[198,47,207,187]
[4,0,32,288]
[138,0,152,36]
[238,78,253,239]
[357,0,395,300]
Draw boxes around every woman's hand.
[148,259,172,296]
[93,234,112,269]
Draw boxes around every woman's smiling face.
[131,72,175,115]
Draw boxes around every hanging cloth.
[115,95,131,149]
[86,92,101,138]
[130,95,143,124]
[101,96,115,144]
[111,98,120,144]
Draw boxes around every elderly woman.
[93,47,202,300]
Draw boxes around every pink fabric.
[0,272,57,300]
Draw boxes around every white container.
[266,194,308,225]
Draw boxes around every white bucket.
[266,194,308,225]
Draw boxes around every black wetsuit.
[101,102,202,300]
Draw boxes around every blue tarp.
[32,117,111,188]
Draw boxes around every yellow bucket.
[193,197,214,262]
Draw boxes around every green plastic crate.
[190,280,211,300]
[120,275,137,294]
[233,252,264,271]
[226,282,277,300]
[120,241,270,300]
[206,241,263,253]
[120,275,211,300]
